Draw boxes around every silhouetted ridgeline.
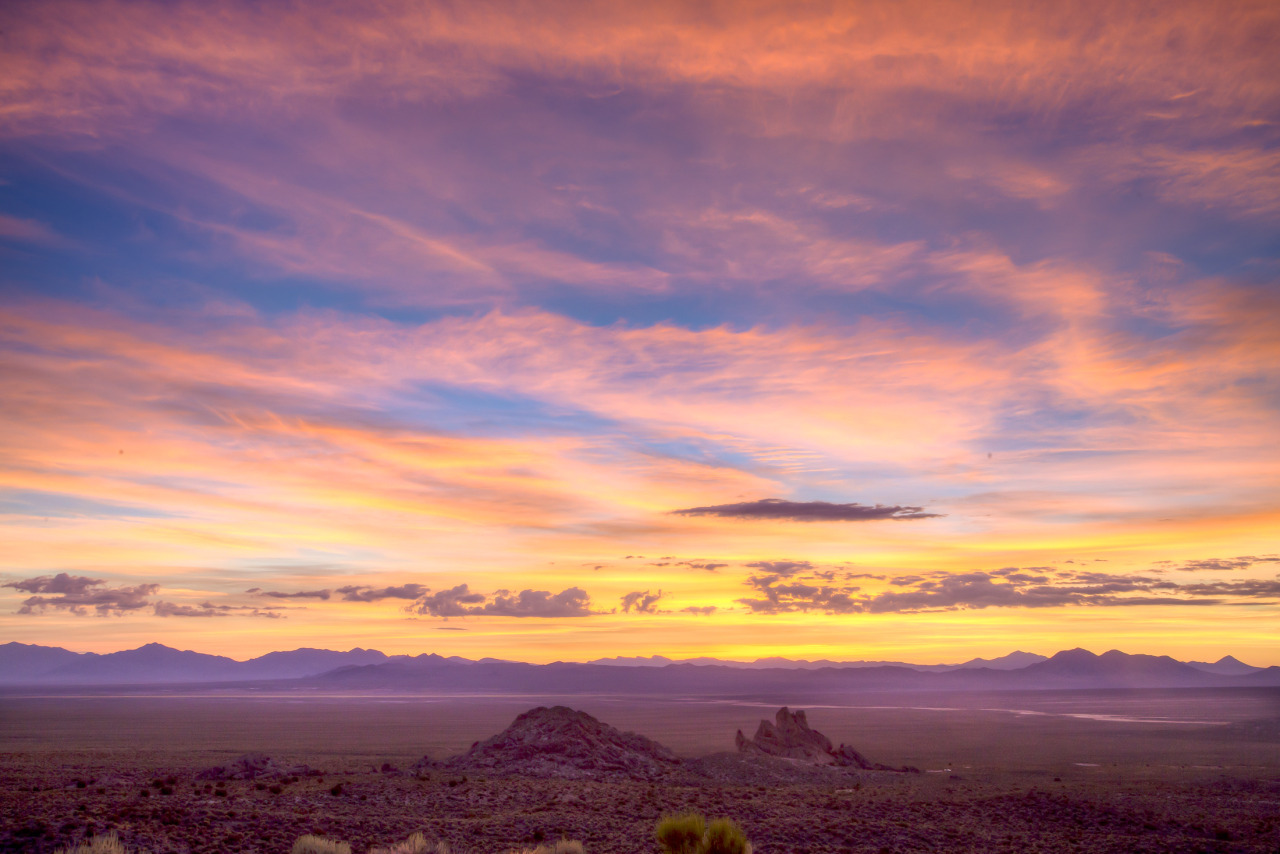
[1,642,1277,691]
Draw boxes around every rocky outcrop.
[444,705,681,780]
[196,753,322,780]
[737,707,836,764]
[736,707,918,772]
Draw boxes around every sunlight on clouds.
[0,0,1276,661]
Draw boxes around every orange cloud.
[1,0,1277,661]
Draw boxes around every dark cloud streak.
[252,588,331,600]
[672,498,940,522]
[337,583,429,602]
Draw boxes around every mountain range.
[585,650,1050,671]
[1,642,1275,693]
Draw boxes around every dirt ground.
[2,690,1278,853]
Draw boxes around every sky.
[1,0,1278,664]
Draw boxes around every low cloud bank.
[738,566,1280,614]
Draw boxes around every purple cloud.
[337,583,430,602]
[251,588,331,600]
[620,589,664,614]
[407,584,487,617]
[737,567,1280,615]
[155,601,283,619]
[672,499,940,522]
[6,574,159,616]
[479,587,594,618]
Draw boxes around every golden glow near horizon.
[0,0,1278,664]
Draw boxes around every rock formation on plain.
[196,753,321,780]
[442,705,681,780]
[736,707,919,772]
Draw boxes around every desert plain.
[2,688,1278,854]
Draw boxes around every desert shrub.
[656,814,751,854]
[368,833,449,854]
[290,835,352,854]
[54,832,129,854]
[655,813,706,854]
[702,819,751,854]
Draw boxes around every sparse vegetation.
[701,819,752,854]
[54,832,129,854]
[296,834,586,854]
[291,835,353,854]
[512,842,586,854]
[655,813,705,854]
[9,697,1280,854]
[368,832,448,854]
[656,813,751,854]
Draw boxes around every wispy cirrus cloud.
[1171,556,1280,573]
[154,601,283,619]
[0,214,72,247]
[0,0,1277,661]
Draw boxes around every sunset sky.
[2,0,1278,664]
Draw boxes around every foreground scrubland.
[3,751,1279,854]
[2,692,1278,853]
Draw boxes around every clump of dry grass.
[701,818,751,854]
[509,841,585,854]
[368,833,449,854]
[655,813,705,854]
[656,813,751,854]
[54,833,129,854]
[291,835,353,854]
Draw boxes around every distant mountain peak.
[1050,647,1098,661]
[1184,654,1261,676]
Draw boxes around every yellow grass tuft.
[368,833,449,854]
[509,840,586,854]
[291,835,353,854]
[54,833,129,854]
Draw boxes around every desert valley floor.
[2,689,1278,853]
